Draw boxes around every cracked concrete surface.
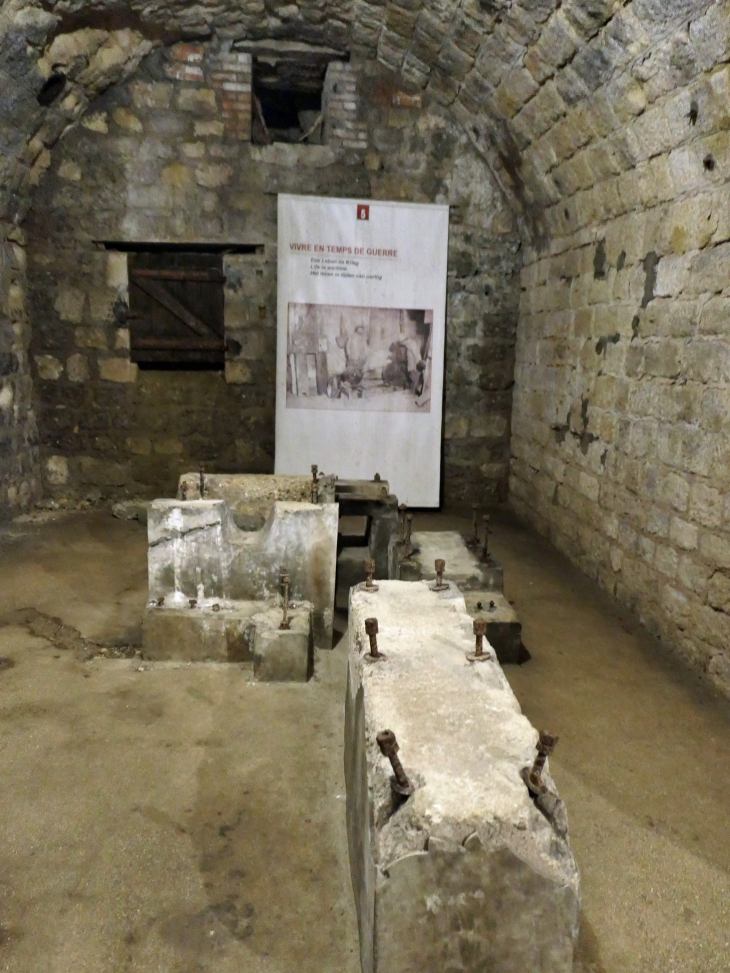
[1,509,730,972]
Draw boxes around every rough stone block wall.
[510,11,730,696]
[24,42,520,509]
[0,232,41,520]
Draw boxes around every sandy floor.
[1,507,729,972]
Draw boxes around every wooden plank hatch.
[128,251,225,367]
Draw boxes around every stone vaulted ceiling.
[2,0,728,242]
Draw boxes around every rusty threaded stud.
[363,558,379,591]
[311,464,319,504]
[404,514,413,553]
[469,504,479,548]
[376,729,413,797]
[279,571,291,630]
[189,598,197,609]
[432,558,449,591]
[474,618,487,656]
[529,731,558,792]
[364,617,383,659]
[467,617,489,662]
[481,514,491,561]
[156,596,165,607]
[374,472,381,481]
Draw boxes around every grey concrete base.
[142,602,263,662]
[345,580,579,973]
[391,530,504,591]
[252,605,313,682]
[143,600,314,680]
[463,590,523,665]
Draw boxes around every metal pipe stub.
[376,729,414,798]
[364,617,386,661]
[431,558,449,592]
[363,558,379,592]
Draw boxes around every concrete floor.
[0,508,729,972]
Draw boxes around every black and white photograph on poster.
[286,303,433,412]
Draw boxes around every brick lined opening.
[252,57,325,144]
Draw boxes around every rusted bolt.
[404,514,413,553]
[279,572,291,630]
[374,472,381,481]
[364,617,385,659]
[398,503,407,540]
[468,618,489,662]
[363,558,379,592]
[212,603,221,613]
[189,598,197,609]
[431,558,449,591]
[528,731,559,793]
[199,463,205,499]
[489,599,496,611]
[156,596,165,607]
[376,729,413,798]
[468,504,479,548]
[311,464,319,504]
[481,514,491,561]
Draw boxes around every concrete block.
[391,530,504,591]
[463,590,523,665]
[346,581,579,973]
[336,546,370,610]
[337,488,399,579]
[147,498,337,650]
[142,601,262,661]
[252,605,313,682]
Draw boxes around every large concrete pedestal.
[146,498,337,652]
[345,581,579,973]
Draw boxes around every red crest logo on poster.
[357,204,370,221]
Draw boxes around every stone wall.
[25,40,520,508]
[0,231,41,520]
[509,10,730,696]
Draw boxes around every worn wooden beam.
[130,268,226,283]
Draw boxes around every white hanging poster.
[275,194,449,507]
